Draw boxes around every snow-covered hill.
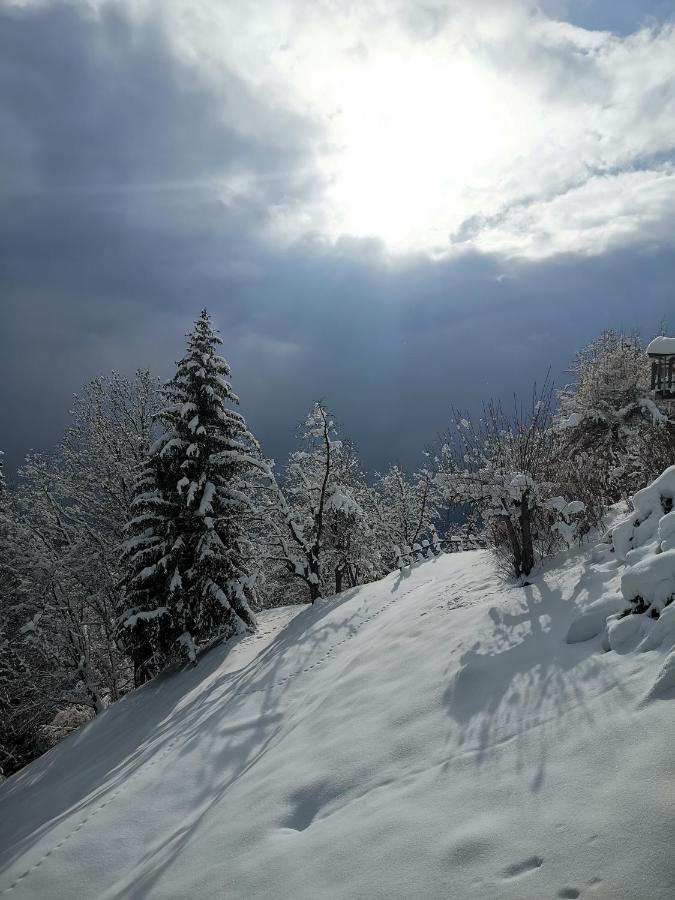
[1,548,675,899]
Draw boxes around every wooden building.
[647,336,675,400]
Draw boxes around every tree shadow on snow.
[441,553,631,791]
[0,582,367,880]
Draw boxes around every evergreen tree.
[120,310,260,682]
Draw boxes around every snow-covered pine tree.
[120,310,260,683]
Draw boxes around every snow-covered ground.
[1,547,675,899]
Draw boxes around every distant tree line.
[1,318,673,777]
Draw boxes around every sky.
[1,0,674,477]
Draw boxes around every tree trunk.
[502,515,523,579]
[519,491,535,577]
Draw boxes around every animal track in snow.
[557,888,581,899]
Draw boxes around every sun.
[319,50,521,255]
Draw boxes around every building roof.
[646,336,675,356]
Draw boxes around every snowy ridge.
[2,550,675,899]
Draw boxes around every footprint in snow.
[557,889,581,899]
[500,855,543,880]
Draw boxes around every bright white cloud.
[101,0,675,259]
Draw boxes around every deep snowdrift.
[1,549,675,899]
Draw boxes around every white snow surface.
[611,467,675,613]
[2,550,675,899]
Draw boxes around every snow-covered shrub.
[556,330,668,505]
[437,389,587,580]
[625,420,675,491]
[38,705,94,751]
[611,465,675,618]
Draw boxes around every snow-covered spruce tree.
[437,388,587,580]
[120,310,260,682]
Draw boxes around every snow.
[2,550,675,898]
[621,549,675,610]
[646,335,675,355]
[197,481,216,517]
[169,568,182,594]
[324,485,362,516]
[646,646,675,699]
[555,411,582,429]
[637,397,668,424]
[508,472,534,498]
[612,465,675,562]
[565,593,625,644]
[121,607,169,629]
[606,612,650,654]
[609,467,675,616]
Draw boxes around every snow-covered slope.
[2,549,675,899]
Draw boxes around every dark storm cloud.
[216,244,674,472]
[0,1,673,481]
[0,0,317,473]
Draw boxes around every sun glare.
[322,52,518,254]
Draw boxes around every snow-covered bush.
[556,330,667,505]
[437,390,587,580]
[38,705,94,751]
[611,465,675,617]
[625,420,675,490]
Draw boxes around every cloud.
[5,0,674,260]
[90,0,675,260]
[1,0,674,481]
[473,165,675,258]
